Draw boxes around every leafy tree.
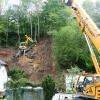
[0,0,55,46]
[0,14,8,47]
[53,20,90,69]
[41,0,70,34]
[42,75,55,100]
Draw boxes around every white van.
[52,93,73,100]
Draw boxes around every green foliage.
[7,78,31,89]
[53,20,91,69]
[55,71,66,92]
[8,68,28,80]
[7,68,32,89]
[0,0,46,46]
[67,66,81,74]
[41,0,94,70]
[42,75,55,100]
[41,0,70,33]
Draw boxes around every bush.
[67,66,81,74]
[7,78,32,89]
[55,71,66,93]
[8,68,28,80]
[7,68,32,89]
[42,75,55,100]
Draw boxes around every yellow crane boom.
[73,2,100,52]
[65,0,100,76]
[65,0,100,52]
[64,0,100,99]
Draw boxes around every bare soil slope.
[0,38,56,83]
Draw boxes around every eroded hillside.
[0,38,56,83]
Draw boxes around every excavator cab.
[16,35,33,57]
[19,42,27,50]
[19,35,33,49]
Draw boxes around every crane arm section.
[64,0,100,76]
[65,0,100,53]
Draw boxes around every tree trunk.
[5,11,9,47]
[17,21,20,44]
[37,15,40,40]
[0,34,1,47]
[30,16,33,38]
[6,31,8,47]
[34,24,37,42]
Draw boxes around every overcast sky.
[7,0,96,6]
[8,0,20,5]
[6,0,47,6]
[2,0,97,12]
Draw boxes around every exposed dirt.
[0,48,15,63]
[0,38,56,83]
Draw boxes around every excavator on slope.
[16,35,33,57]
[64,0,100,99]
